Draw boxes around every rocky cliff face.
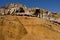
[0,3,60,23]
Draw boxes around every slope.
[0,16,60,40]
[0,16,27,40]
[17,16,60,40]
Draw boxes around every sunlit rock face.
[0,3,60,23]
[7,3,26,8]
[41,10,48,19]
[0,8,5,15]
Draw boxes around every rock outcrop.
[0,3,60,24]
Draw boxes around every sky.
[0,0,60,13]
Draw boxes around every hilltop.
[0,3,60,23]
[0,3,60,40]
